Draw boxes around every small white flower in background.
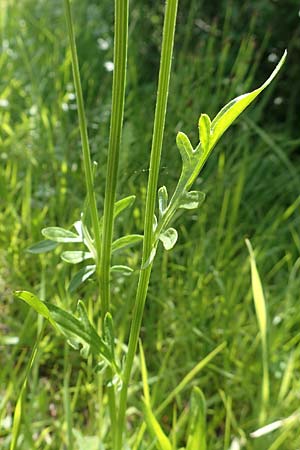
[97,38,109,50]
[268,52,278,63]
[274,96,283,105]
[29,105,38,115]
[104,61,114,72]
[0,98,9,108]
[61,102,69,112]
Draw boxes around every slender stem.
[64,0,101,263]
[115,1,178,448]
[98,0,129,442]
[99,0,129,316]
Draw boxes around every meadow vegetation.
[1,1,300,449]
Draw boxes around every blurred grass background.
[0,0,300,449]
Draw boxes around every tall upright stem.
[64,0,101,263]
[115,1,178,448]
[99,0,129,317]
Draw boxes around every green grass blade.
[245,238,269,423]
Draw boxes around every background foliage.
[1,0,299,449]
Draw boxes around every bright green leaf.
[42,226,82,243]
[26,239,59,254]
[186,387,207,450]
[158,186,168,218]
[114,195,136,218]
[178,190,206,210]
[143,402,172,450]
[61,251,93,264]
[159,227,178,250]
[210,51,287,149]
[198,113,211,154]
[14,291,59,331]
[176,131,194,169]
[112,234,143,253]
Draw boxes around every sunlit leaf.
[198,113,211,154]
[186,387,207,450]
[14,291,59,330]
[178,191,206,210]
[42,226,82,243]
[210,51,287,149]
[159,227,178,250]
[61,251,93,264]
[143,402,172,450]
[158,186,168,218]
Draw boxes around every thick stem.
[99,0,129,316]
[115,1,178,448]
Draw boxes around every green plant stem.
[99,0,129,442]
[64,0,101,264]
[115,1,178,448]
[99,0,129,319]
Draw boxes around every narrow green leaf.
[110,265,133,275]
[26,239,59,254]
[245,238,269,422]
[178,191,206,210]
[14,291,59,331]
[210,51,287,149]
[158,186,168,218]
[198,113,211,154]
[61,251,93,264]
[42,226,82,243]
[245,239,267,342]
[159,227,178,250]
[114,195,136,218]
[68,265,96,292]
[143,402,172,450]
[112,234,143,253]
[186,387,207,450]
[46,301,111,362]
[139,340,150,405]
